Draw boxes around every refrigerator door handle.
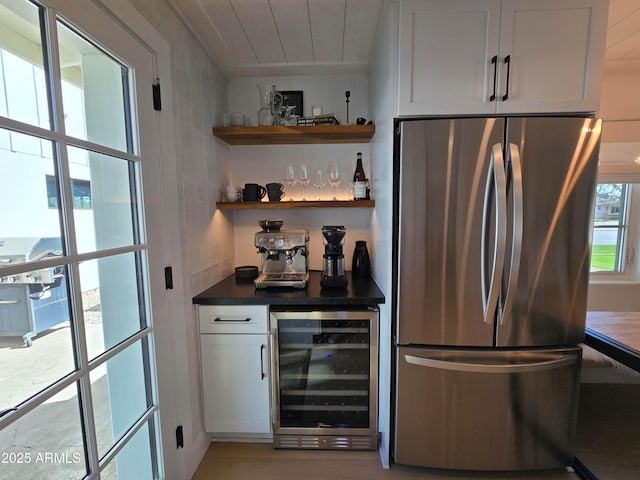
[481,144,508,325]
[501,143,524,325]
[404,353,577,374]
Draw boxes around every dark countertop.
[192,270,385,306]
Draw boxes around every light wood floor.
[192,442,579,480]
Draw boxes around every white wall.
[367,1,398,469]
[115,0,231,477]
[228,74,369,127]
[589,60,640,312]
[226,74,375,268]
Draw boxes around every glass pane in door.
[0,263,73,411]
[79,252,146,360]
[0,0,50,130]
[68,146,137,254]
[91,339,152,458]
[0,383,88,479]
[56,22,129,152]
[0,128,62,244]
[102,420,155,479]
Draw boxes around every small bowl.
[235,265,258,281]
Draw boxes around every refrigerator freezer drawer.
[394,346,581,471]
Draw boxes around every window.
[46,175,92,209]
[591,183,629,272]
[0,1,163,478]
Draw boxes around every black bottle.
[351,240,371,277]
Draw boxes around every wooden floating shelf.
[217,200,375,210]
[212,124,375,145]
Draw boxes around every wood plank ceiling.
[606,0,640,62]
[168,0,640,78]
[168,0,385,77]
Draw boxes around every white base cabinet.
[398,0,608,115]
[198,305,271,436]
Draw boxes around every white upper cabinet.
[398,0,501,115]
[398,0,608,115]
[496,0,608,114]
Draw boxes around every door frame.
[50,0,194,477]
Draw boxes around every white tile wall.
[124,0,231,474]
[227,74,375,269]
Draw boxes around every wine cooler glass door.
[270,310,378,437]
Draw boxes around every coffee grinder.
[320,225,348,289]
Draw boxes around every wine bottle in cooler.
[353,152,367,200]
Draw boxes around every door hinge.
[153,78,162,111]
[176,425,184,449]
[164,266,173,290]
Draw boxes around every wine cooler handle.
[269,328,280,430]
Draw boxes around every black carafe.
[351,240,371,277]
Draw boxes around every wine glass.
[328,161,341,200]
[313,169,325,200]
[298,164,309,200]
[284,164,297,200]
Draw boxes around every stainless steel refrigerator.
[393,116,601,471]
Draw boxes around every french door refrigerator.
[393,116,601,471]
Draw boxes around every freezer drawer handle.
[404,354,576,374]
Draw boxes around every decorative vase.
[257,83,274,126]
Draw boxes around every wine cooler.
[270,308,379,450]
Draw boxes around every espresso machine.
[320,225,348,289]
[254,220,309,289]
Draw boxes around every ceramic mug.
[243,183,266,202]
[266,182,285,202]
[225,185,241,202]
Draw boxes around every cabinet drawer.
[198,305,268,334]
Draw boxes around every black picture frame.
[278,90,303,116]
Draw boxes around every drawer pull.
[0,300,19,304]
[212,316,251,323]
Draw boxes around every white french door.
[0,0,169,478]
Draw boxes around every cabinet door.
[201,333,271,434]
[398,0,501,116]
[496,0,607,114]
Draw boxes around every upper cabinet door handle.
[502,55,511,101]
[489,55,498,102]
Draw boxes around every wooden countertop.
[586,311,640,353]
[192,270,385,306]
